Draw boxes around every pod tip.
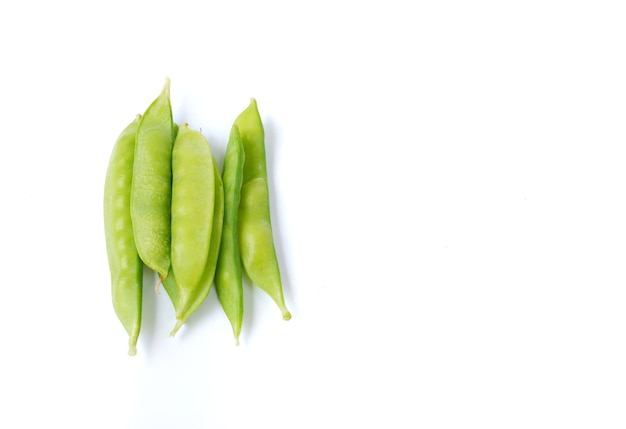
[170,319,184,337]
[282,311,292,321]
[162,77,171,97]
[128,345,137,356]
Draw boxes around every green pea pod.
[104,115,143,356]
[171,123,215,303]
[161,267,179,312]
[131,78,175,278]
[215,125,245,345]
[166,127,225,336]
[234,99,291,320]
[207,155,226,294]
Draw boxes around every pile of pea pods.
[103,78,290,356]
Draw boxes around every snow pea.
[234,99,291,320]
[104,115,143,356]
[131,78,175,279]
[215,125,245,344]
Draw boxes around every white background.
[1,1,625,427]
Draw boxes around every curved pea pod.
[167,126,225,336]
[215,125,245,345]
[204,156,225,298]
[131,78,175,279]
[104,115,143,356]
[234,99,291,321]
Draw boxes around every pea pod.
[215,125,245,345]
[171,123,215,301]
[104,115,143,356]
[205,155,226,296]
[131,78,175,278]
[165,166,224,335]
[234,99,291,320]
[166,126,225,335]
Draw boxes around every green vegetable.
[234,99,291,320]
[215,125,245,344]
[166,124,225,335]
[104,115,143,356]
[131,78,175,279]
[171,123,215,304]
[106,80,289,350]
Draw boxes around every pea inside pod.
[104,115,143,356]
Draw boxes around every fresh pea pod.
[169,156,224,335]
[205,155,226,297]
[165,165,224,335]
[104,115,143,356]
[166,126,225,335]
[171,123,215,301]
[215,125,245,345]
[131,78,175,279]
[234,99,291,320]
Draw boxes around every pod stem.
[154,273,167,295]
